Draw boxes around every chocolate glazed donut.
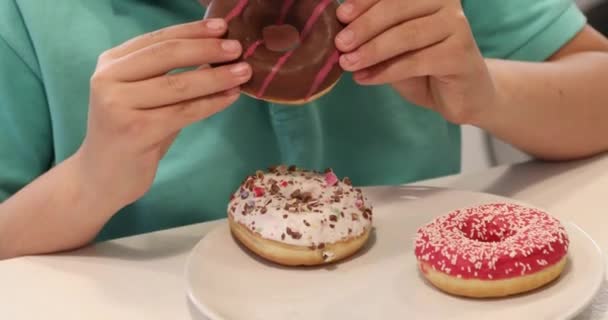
[204,0,344,105]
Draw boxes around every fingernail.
[222,40,241,53]
[230,62,250,76]
[206,19,226,31]
[339,3,354,17]
[337,30,355,46]
[342,52,360,65]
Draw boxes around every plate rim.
[559,221,605,320]
[184,223,228,320]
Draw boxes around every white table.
[2,154,608,320]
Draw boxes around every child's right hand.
[76,18,250,210]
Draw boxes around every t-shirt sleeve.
[0,35,53,201]
[464,0,587,61]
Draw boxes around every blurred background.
[461,0,608,173]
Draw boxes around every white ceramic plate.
[185,187,604,320]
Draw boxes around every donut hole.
[459,217,516,243]
[262,24,301,52]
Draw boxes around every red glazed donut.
[414,203,569,298]
[204,0,344,104]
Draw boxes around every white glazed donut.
[228,165,373,266]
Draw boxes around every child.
[0,0,607,258]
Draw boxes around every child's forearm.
[0,153,120,259]
[477,47,608,160]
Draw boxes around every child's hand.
[78,19,251,208]
[335,0,495,125]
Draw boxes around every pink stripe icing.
[243,40,264,59]
[224,0,248,24]
[306,50,340,99]
[257,51,295,97]
[300,0,334,39]
[277,0,296,25]
[256,0,335,98]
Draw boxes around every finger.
[340,13,450,72]
[353,37,454,84]
[124,62,251,108]
[104,19,227,60]
[157,131,181,159]
[336,0,379,24]
[393,77,436,108]
[335,0,440,52]
[149,87,241,136]
[108,38,242,81]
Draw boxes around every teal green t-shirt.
[0,0,586,241]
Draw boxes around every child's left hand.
[335,0,495,125]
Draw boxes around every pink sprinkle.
[253,187,265,197]
[280,181,288,187]
[355,199,363,208]
[325,171,338,187]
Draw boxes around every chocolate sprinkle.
[256,170,265,179]
[243,203,254,215]
[286,227,302,240]
[301,192,313,203]
[244,178,254,191]
[291,189,301,199]
[270,183,280,195]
